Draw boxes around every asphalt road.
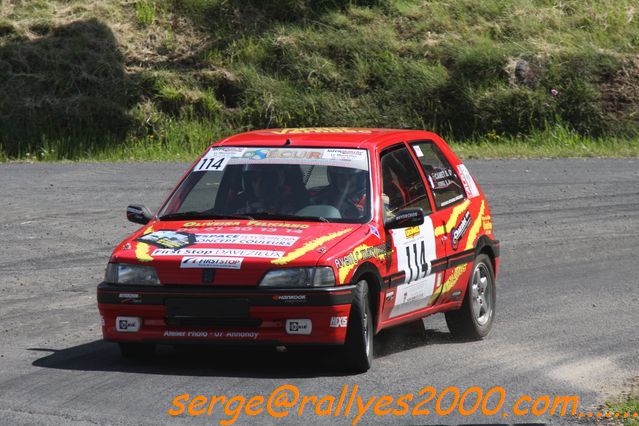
[0,159,638,425]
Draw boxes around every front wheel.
[445,254,496,340]
[343,280,373,373]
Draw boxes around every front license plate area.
[165,298,249,319]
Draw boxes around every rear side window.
[410,141,465,209]
[380,145,432,219]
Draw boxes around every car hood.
[111,219,361,286]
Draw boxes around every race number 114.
[195,156,229,172]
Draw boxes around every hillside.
[1,0,638,160]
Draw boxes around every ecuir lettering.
[242,149,322,160]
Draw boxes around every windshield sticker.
[271,128,372,135]
[439,193,464,207]
[152,248,284,258]
[456,164,480,198]
[136,231,196,249]
[193,147,245,173]
[429,168,456,190]
[224,147,368,170]
[180,256,243,269]
[413,145,424,157]
[195,233,299,246]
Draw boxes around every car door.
[407,140,472,304]
[378,143,444,321]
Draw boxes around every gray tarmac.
[0,159,638,425]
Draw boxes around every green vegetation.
[1,0,639,161]
[606,396,639,425]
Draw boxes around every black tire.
[445,254,496,340]
[119,342,155,359]
[343,280,374,373]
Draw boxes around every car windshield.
[158,147,371,223]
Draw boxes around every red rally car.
[97,128,499,372]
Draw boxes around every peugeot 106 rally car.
[97,128,499,372]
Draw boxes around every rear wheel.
[119,342,155,359]
[445,254,495,340]
[343,280,373,373]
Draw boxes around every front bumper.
[97,283,354,345]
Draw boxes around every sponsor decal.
[482,215,493,233]
[118,293,141,304]
[225,147,368,170]
[335,243,393,283]
[162,331,259,339]
[271,128,372,135]
[369,225,381,239]
[439,193,465,207]
[152,248,284,258]
[439,201,486,297]
[285,319,312,335]
[195,233,299,247]
[450,211,472,250]
[118,293,139,299]
[180,256,243,269]
[456,164,480,198]
[394,210,420,222]
[329,316,348,328]
[413,145,424,157]
[272,295,306,303]
[135,226,156,262]
[404,226,420,239]
[193,147,245,173]
[242,149,322,161]
[429,168,456,190]
[123,243,131,250]
[183,221,241,227]
[224,332,259,339]
[116,316,141,332]
[385,290,395,301]
[451,290,462,300]
[434,200,470,237]
[136,230,196,249]
[272,228,352,265]
[247,220,309,229]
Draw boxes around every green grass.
[3,123,637,162]
[1,0,639,161]
[606,397,639,425]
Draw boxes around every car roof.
[214,128,442,149]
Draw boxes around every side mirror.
[127,204,153,225]
[385,208,425,230]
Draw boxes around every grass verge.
[606,398,639,425]
[1,124,637,162]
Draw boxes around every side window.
[380,145,432,219]
[410,141,465,209]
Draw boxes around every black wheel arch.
[474,235,499,274]
[350,262,384,332]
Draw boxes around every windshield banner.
[193,147,369,172]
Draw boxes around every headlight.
[105,263,160,285]
[259,267,335,288]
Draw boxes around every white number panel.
[389,218,437,318]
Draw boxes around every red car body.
[97,128,499,369]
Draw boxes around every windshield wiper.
[250,212,330,223]
[159,211,254,221]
